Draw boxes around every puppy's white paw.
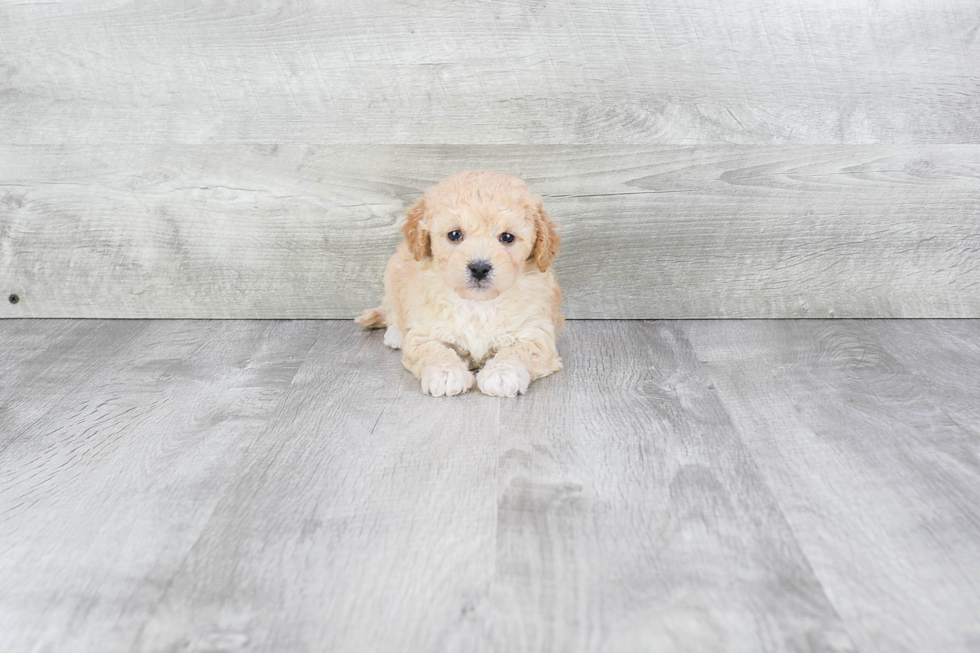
[477,359,531,397]
[383,324,403,349]
[421,364,475,397]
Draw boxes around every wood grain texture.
[682,320,980,653]
[1,0,978,145]
[130,325,503,653]
[473,321,856,653]
[0,319,151,440]
[860,320,980,433]
[0,319,321,652]
[3,1,978,318]
[1,319,868,653]
[3,144,979,319]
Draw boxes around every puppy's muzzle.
[467,259,493,283]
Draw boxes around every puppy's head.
[403,171,559,301]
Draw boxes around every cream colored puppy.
[356,170,564,397]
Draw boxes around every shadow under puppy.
[357,170,564,397]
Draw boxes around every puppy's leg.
[402,334,474,397]
[478,336,563,398]
[383,324,403,349]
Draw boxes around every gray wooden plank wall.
[1,1,979,318]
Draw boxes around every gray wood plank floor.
[1,320,977,653]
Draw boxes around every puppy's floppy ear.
[530,199,560,272]
[402,197,431,260]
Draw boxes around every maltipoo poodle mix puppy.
[357,170,564,397]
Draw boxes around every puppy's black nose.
[468,259,492,281]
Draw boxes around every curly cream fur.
[356,170,564,397]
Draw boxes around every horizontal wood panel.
[1,0,978,145]
[2,144,978,318]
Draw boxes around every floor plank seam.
[679,324,867,653]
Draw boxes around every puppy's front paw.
[383,325,403,349]
[477,359,531,397]
[421,364,475,397]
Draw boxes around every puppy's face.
[428,201,535,301]
[404,171,559,301]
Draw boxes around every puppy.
[356,170,564,397]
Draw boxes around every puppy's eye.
[498,232,515,244]
[448,230,463,242]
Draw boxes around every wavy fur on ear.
[403,197,431,260]
[531,200,560,272]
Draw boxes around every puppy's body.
[358,171,563,397]
[371,241,563,369]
